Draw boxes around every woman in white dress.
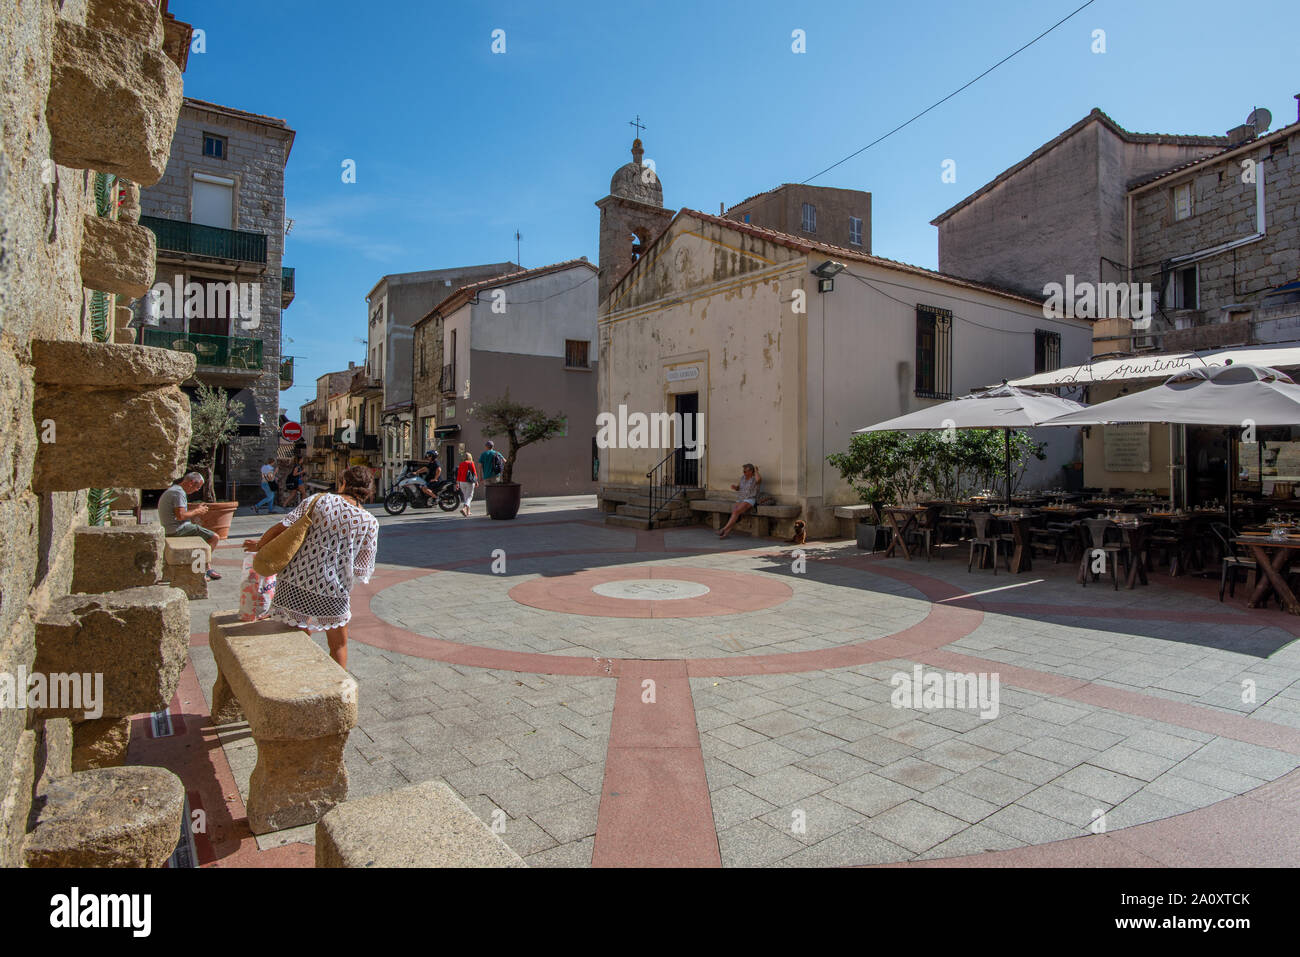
[242,466,379,668]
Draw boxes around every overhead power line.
[802,0,1098,183]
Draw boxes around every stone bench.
[162,535,211,598]
[209,610,358,835]
[834,504,878,540]
[690,499,802,537]
[315,781,525,868]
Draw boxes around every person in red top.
[455,451,478,517]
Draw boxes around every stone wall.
[1,0,191,868]
[1131,130,1300,332]
[726,184,871,253]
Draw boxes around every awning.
[433,425,460,439]
[1006,344,1300,390]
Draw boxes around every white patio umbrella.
[1044,364,1300,529]
[854,383,1087,505]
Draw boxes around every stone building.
[365,263,517,488]
[138,98,297,498]
[932,109,1228,299]
[301,366,359,485]
[1126,111,1300,352]
[412,260,600,495]
[725,183,871,253]
[1,0,197,867]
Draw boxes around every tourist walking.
[456,451,479,517]
[719,463,762,539]
[254,458,279,514]
[283,456,306,508]
[158,471,222,580]
[478,440,507,485]
[242,465,378,669]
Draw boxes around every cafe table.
[1234,533,1300,615]
[881,505,929,560]
[990,510,1036,572]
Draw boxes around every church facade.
[594,140,1094,535]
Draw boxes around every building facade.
[414,260,600,495]
[726,183,871,253]
[932,110,1227,299]
[365,263,517,487]
[138,98,295,497]
[598,210,1094,535]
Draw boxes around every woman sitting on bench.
[719,463,762,539]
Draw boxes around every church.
[593,136,1094,536]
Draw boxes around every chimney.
[1294,93,1299,123]
[720,201,725,215]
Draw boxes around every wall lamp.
[811,260,845,293]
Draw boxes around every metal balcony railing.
[140,215,268,265]
[142,329,264,370]
[279,356,294,389]
[281,266,295,307]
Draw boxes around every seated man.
[719,463,762,539]
[158,471,221,581]
[413,450,441,502]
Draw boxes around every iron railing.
[279,355,294,388]
[142,329,263,370]
[646,448,683,526]
[140,215,268,265]
[282,266,295,295]
[440,364,456,394]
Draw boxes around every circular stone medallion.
[591,579,711,601]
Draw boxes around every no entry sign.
[281,421,302,441]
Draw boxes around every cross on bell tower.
[628,115,646,138]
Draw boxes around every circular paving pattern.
[508,564,794,619]
[591,579,711,600]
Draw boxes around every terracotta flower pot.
[485,482,522,520]
[197,501,239,541]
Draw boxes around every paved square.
[161,495,1300,866]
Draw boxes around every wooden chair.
[1210,522,1258,602]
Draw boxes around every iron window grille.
[565,339,590,368]
[915,305,953,399]
[1034,329,1061,374]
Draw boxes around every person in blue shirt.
[478,440,507,484]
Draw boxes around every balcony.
[312,434,332,450]
[140,215,268,266]
[279,355,294,390]
[440,364,456,395]
[281,267,295,308]
[142,329,264,372]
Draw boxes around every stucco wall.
[600,215,1093,534]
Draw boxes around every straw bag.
[252,494,322,577]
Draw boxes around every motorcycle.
[383,465,462,515]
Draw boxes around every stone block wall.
[1,0,191,868]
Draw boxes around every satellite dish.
[1248,107,1272,132]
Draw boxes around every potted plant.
[188,382,243,540]
[470,392,566,520]
[827,431,907,549]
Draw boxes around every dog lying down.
[789,520,806,545]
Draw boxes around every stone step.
[605,515,651,530]
[616,503,691,519]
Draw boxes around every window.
[1165,266,1199,310]
[915,305,953,399]
[565,339,590,369]
[202,133,227,160]
[743,214,751,223]
[419,342,426,376]
[849,216,863,246]
[1172,182,1192,221]
[1034,329,1061,374]
[801,203,817,233]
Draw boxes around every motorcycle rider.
[412,449,441,505]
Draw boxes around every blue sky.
[176,0,1300,415]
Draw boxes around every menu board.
[1104,423,1150,473]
